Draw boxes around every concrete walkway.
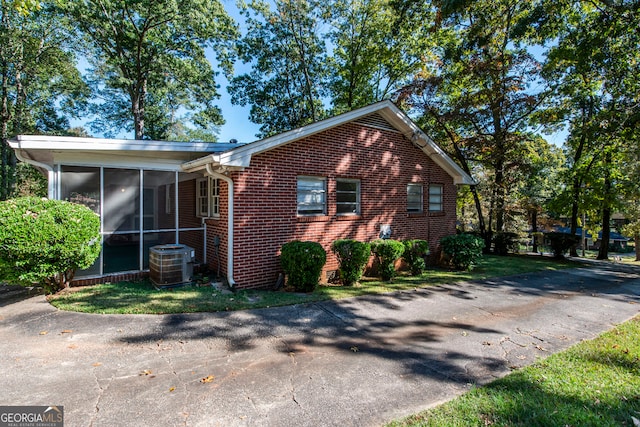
[1,261,639,427]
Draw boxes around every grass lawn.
[387,315,640,427]
[49,254,578,314]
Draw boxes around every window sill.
[408,212,426,218]
[336,214,361,221]
[429,211,445,217]
[297,215,330,223]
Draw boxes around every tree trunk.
[531,208,538,253]
[635,232,640,262]
[597,151,612,260]
[569,179,580,257]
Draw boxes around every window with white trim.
[428,184,443,212]
[196,177,220,218]
[210,177,220,217]
[297,176,326,215]
[407,183,423,213]
[336,178,360,215]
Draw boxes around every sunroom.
[9,135,238,280]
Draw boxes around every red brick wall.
[224,122,458,289]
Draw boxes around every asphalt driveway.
[1,261,639,427]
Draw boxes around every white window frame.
[336,178,361,215]
[297,176,327,215]
[407,183,423,213]
[210,177,220,217]
[196,177,220,218]
[429,184,443,212]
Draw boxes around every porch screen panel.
[143,170,176,231]
[103,169,140,273]
[103,233,139,273]
[103,168,140,232]
[60,166,101,276]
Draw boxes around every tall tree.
[396,0,549,250]
[323,0,432,114]
[64,0,238,140]
[229,0,328,138]
[0,1,87,200]
[542,0,640,258]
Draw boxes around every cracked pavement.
[1,260,639,426]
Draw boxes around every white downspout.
[13,149,57,199]
[205,164,236,288]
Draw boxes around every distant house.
[553,227,629,252]
[10,101,474,289]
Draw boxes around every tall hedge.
[0,197,101,294]
[280,240,326,292]
[330,239,371,286]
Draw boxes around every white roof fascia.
[205,100,475,185]
[213,101,396,168]
[9,134,225,152]
[376,106,476,185]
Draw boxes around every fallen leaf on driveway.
[39,331,48,335]
[200,375,215,383]
[92,362,102,367]
[60,330,73,334]
[350,346,359,352]
[139,369,153,376]
[169,387,176,392]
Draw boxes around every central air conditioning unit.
[149,244,195,286]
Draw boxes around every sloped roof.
[182,100,475,185]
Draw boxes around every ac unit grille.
[149,244,194,286]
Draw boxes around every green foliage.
[0,197,101,293]
[62,0,238,140]
[370,239,405,281]
[401,239,430,276]
[280,240,326,292]
[440,234,485,271]
[492,232,521,256]
[546,232,580,259]
[229,0,328,138]
[330,239,371,286]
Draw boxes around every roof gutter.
[205,164,236,289]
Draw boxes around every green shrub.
[0,197,101,294]
[402,239,430,275]
[493,232,520,255]
[330,239,371,286]
[546,232,580,258]
[370,239,405,281]
[440,234,485,270]
[280,240,326,292]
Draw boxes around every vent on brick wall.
[354,113,399,132]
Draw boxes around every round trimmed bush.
[402,239,430,275]
[370,239,405,281]
[280,240,326,292]
[330,239,371,286]
[440,234,484,271]
[0,197,101,294]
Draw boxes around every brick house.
[10,101,473,289]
